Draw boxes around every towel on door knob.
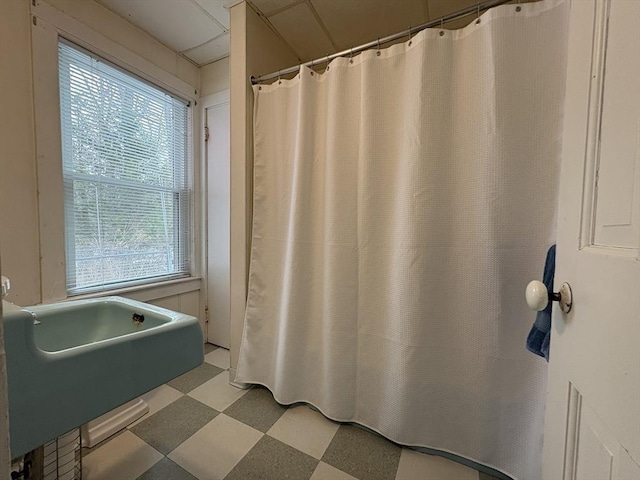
[526,244,556,361]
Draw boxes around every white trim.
[30,3,202,304]
[201,90,231,108]
[32,15,67,303]
[31,1,197,101]
[201,89,231,346]
[68,277,202,303]
[578,0,610,249]
[580,245,640,260]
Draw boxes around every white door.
[205,93,231,348]
[542,1,640,479]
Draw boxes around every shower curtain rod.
[251,0,514,85]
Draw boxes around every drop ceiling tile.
[429,0,540,29]
[269,3,335,61]
[99,0,224,52]
[311,0,428,51]
[427,0,478,20]
[441,15,476,31]
[183,33,230,65]
[250,0,301,16]
[427,0,533,22]
[194,0,230,29]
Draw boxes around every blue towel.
[526,244,555,361]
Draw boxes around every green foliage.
[60,55,188,289]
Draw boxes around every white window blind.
[58,40,192,294]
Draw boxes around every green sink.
[3,296,203,458]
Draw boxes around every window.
[58,40,191,294]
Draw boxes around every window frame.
[31,2,202,303]
[58,39,192,294]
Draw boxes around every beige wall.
[201,57,230,97]
[0,2,36,469]
[228,2,298,375]
[0,0,40,307]
[0,0,203,321]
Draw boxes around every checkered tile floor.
[81,344,500,480]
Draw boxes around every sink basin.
[3,296,203,458]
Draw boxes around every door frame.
[201,90,231,347]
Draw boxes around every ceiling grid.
[96,0,533,67]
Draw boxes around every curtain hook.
[476,3,481,24]
[408,25,412,46]
[376,38,381,56]
[350,47,354,64]
[310,58,315,76]
[277,69,281,84]
[440,16,445,36]
[326,54,330,70]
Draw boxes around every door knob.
[525,280,573,313]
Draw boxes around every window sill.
[67,276,202,303]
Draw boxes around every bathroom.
[0,0,638,479]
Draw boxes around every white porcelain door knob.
[525,280,573,313]
[526,280,549,311]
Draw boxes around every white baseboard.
[81,398,149,448]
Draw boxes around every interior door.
[206,96,231,348]
[542,1,640,479]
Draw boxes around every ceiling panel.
[269,3,335,61]
[94,0,534,69]
[183,33,230,65]
[427,0,538,25]
[311,0,428,51]
[427,0,482,21]
[440,15,476,30]
[194,0,230,29]
[98,0,224,52]
[249,0,302,16]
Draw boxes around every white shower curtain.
[236,1,569,479]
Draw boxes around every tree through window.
[58,40,191,294]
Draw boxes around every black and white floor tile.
[81,344,500,480]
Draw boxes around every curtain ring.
[408,25,413,46]
[277,69,281,84]
[440,17,445,36]
[475,3,481,24]
[376,38,381,56]
[326,54,330,70]
[350,47,354,64]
